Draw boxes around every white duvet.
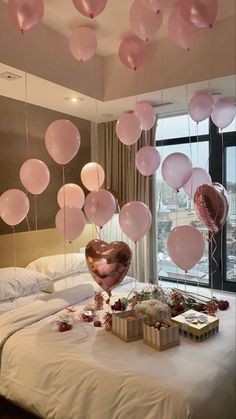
[0,282,235,419]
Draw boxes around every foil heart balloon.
[85,240,132,296]
[194,182,229,234]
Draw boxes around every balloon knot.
[176,189,179,193]
[145,38,149,43]
[210,24,213,29]
[134,67,137,71]
[187,48,190,52]
[90,14,94,18]
[20,29,24,35]
[157,9,160,14]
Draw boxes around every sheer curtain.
[93,121,157,284]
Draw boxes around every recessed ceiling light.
[101,112,114,117]
[0,71,22,81]
[64,96,85,103]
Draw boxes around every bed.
[0,274,235,419]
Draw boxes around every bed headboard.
[0,225,96,268]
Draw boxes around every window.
[156,114,236,292]
[226,146,236,282]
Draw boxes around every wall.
[0,95,91,234]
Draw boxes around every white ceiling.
[2,0,235,56]
[0,62,235,123]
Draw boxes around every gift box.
[172,309,219,342]
[143,320,180,351]
[112,310,148,342]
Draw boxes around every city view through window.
[156,115,236,285]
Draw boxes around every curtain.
[94,121,157,284]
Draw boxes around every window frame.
[156,117,236,292]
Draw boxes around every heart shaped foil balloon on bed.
[85,240,132,296]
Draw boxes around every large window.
[156,114,236,292]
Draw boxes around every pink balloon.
[211,98,236,129]
[162,152,192,191]
[167,225,205,272]
[20,159,50,195]
[188,90,214,123]
[183,167,212,199]
[119,35,145,71]
[0,189,29,226]
[142,0,175,13]
[119,201,152,242]
[55,206,85,242]
[81,163,105,192]
[168,6,200,50]
[57,184,85,209]
[84,189,116,227]
[72,0,108,18]
[69,26,97,62]
[129,0,163,42]
[180,0,218,29]
[45,120,80,165]
[116,113,142,146]
[134,102,156,131]
[135,146,161,176]
[8,0,44,32]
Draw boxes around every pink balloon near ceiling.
[134,102,156,131]
[119,201,152,242]
[8,0,44,32]
[180,0,218,29]
[135,146,161,176]
[119,35,145,70]
[211,98,236,129]
[142,0,175,13]
[69,26,97,62]
[45,120,80,165]
[167,225,205,272]
[55,206,85,242]
[168,6,200,50]
[183,167,212,199]
[161,152,192,191]
[81,162,105,191]
[188,90,214,122]
[116,113,142,146]
[129,0,163,42]
[57,184,85,209]
[72,0,108,18]
[84,189,116,227]
[0,189,29,226]
[20,159,50,195]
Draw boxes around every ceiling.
[0,62,235,123]
[2,0,236,56]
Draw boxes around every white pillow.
[26,253,88,280]
[0,267,51,302]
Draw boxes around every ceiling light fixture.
[64,96,85,103]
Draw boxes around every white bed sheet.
[0,282,235,419]
[0,292,46,315]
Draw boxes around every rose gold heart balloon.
[194,182,229,234]
[85,240,132,296]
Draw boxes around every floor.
[0,397,38,419]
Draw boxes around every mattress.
[0,282,235,419]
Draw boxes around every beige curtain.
[95,121,157,284]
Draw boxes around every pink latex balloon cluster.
[188,91,236,128]
[8,0,44,32]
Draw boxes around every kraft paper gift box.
[172,309,219,342]
[112,310,148,342]
[143,320,180,351]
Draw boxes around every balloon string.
[175,189,179,288]
[24,50,30,160]
[220,131,225,292]
[95,225,101,239]
[34,196,38,230]
[210,233,218,298]
[12,226,16,275]
[62,165,67,282]
[134,241,138,293]
[26,215,31,232]
[196,122,199,166]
